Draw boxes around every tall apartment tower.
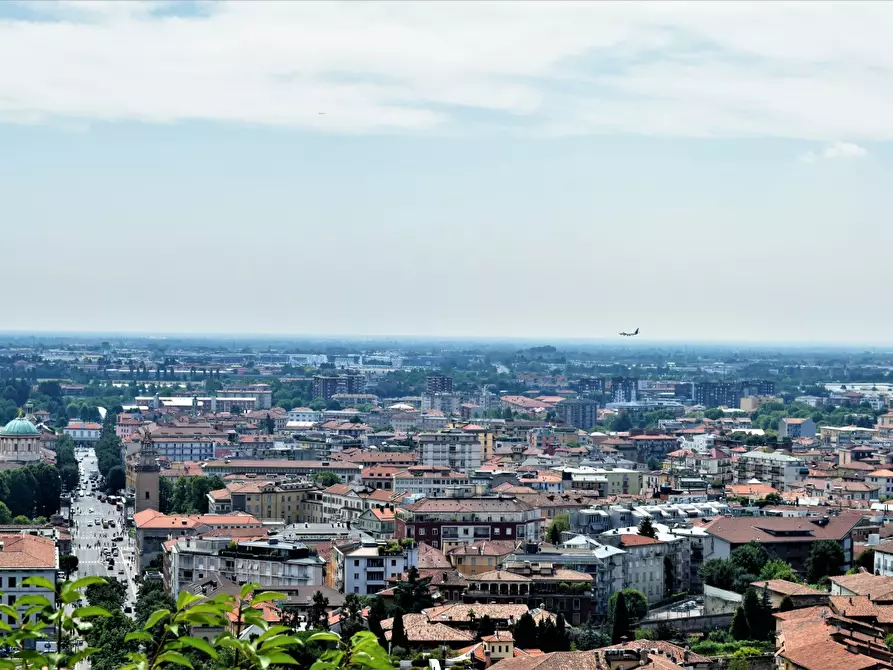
[134,429,160,513]
[611,377,639,403]
[426,375,454,394]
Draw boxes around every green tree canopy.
[638,517,657,539]
[805,540,845,583]
[730,542,770,576]
[610,591,632,644]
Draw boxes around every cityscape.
[0,336,889,670]
[2,1,889,669]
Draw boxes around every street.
[70,447,138,612]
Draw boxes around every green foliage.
[312,472,341,487]
[60,554,79,578]
[731,542,770,576]
[390,611,409,649]
[106,465,126,493]
[730,607,750,641]
[638,517,657,539]
[805,540,845,583]
[779,596,794,612]
[340,593,366,640]
[759,559,799,583]
[611,591,631,644]
[884,633,893,651]
[607,589,648,622]
[700,559,738,591]
[393,567,433,613]
[635,628,656,640]
[368,597,388,646]
[306,590,330,631]
[163,475,227,514]
[856,548,876,572]
[475,614,496,640]
[513,612,538,649]
[567,625,609,651]
[547,513,570,545]
[86,578,127,611]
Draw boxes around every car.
[87,521,93,527]
[118,568,125,575]
[109,520,115,527]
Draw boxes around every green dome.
[1,417,39,436]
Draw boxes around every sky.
[1,1,892,343]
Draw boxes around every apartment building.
[62,421,102,444]
[163,536,324,599]
[866,469,893,498]
[208,480,318,525]
[218,384,273,410]
[426,375,453,394]
[287,407,321,423]
[779,417,817,440]
[392,466,473,498]
[0,533,58,645]
[735,450,808,490]
[821,425,878,446]
[556,467,643,496]
[398,496,544,551]
[611,377,638,403]
[418,430,483,472]
[319,483,405,523]
[693,382,741,408]
[201,459,362,482]
[555,398,598,431]
[312,373,365,401]
[334,540,416,595]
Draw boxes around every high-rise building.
[740,380,777,397]
[611,377,638,403]
[571,377,606,394]
[693,382,741,408]
[425,374,453,394]
[417,430,482,472]
[555,398,599,430]
[312,373,366,401]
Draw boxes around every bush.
[635,629,656,640]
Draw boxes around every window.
[418,528,426,536]
[506,528,512,535]
[354,574,359,580]
[391,560,397,567]
[8,578,15,588]
[354,560,359,566]
[494,528,500,535]
[433,529,438,535]
[146,491,150,499]
[354,587,359,593]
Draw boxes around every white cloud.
[2,1,893,137]
[800,141,868,162]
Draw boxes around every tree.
[805,540,845,583]
[393,566,434,613]
[741,587,773,640]
[86,579,127,611]
[265,414,275,435]
[12,515,29,525]
[513,612,538,649]
[307,590,330,630]
[339,593,366,640]
[779,595,794,612]
[857,548,876,572]
[700,559,738,591]
[552,614,570,651]
[60,464,80,492]
[159,476,173,514]
[664,555,676,595]
[638,517,657,539]
[608,589,648,622]
[135,580,175,628]
[610,591,631,643]
[312,472,341,488]
[476,614,496,640]
[760,559,799,583]
[106,465,125,493]
[60,554,79,578]
[611,413,633,432]
[368,596,388,645]
[547,513,570,545]
[390,610,409,649]
[730,606,750,641]
[0,502,12,525]
[730,542,770,576]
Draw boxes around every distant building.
[312,373,365,401]
[555,398,598,431]
[779,417,817,440]
[425,375,453,394]
[735,450,807,490]
[693,382,740,408]
[62,420,102,445]
[417,431,482,472]
[610,377,638,403]
[0,417,43,464]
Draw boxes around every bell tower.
[134,429,160,513]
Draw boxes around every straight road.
[70,448,138,611]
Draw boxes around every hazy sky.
[2,1,891,343]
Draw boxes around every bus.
[101,520,109,529]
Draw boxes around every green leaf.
[73,606,111,619]
[68,647,100,665]
[155,651,194,668]
[70,576,106,591]
[308,632,341,644]
[251,591,286,605]
[21,576,54,591]
[176,590,202,611]
[255,625,291,644]
[143,608,171,631]
[263,652,299,665]
[15,595,52,610]
[259,634,304,651]
[174,636,218,659]
[0,605,18,621]
[125,631,154,643]
[240,582,258,600]
[215,637,244,651]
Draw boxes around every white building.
[867,470,893,498]
[334,540,417,596]
[600,529,669,604]
[288,408,322,423]
[62,420,102,444]
[0,533,58,642]
[873,541,893,577]
[418,431,482,472]
[778,418,817,440]
[735,450,808,490]
[392,467,473,499]
[163,535,324,599]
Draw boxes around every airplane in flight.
[619,328,639,337]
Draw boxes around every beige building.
[0,417,42,464]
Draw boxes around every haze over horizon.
[2,1,890,342]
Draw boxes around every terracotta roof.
[726,483,778,498]
[482,631,514,642]
[703,512,862,544]
[830,595,893,623]
[619,534,661,547]
[416,542,452,569]
[830,573,893,600]
[750,580,826,597]
[0,534,56,569]
[602,640,710,666]
[868,470,893,478]
[425,603,529,622]
[447,540,518,557]
[489,651,625,670]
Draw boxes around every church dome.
[1,417,39,436]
